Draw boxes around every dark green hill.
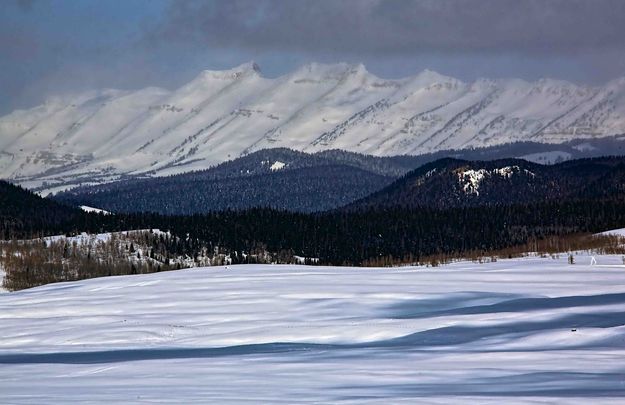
[346,156,625,210]
[0,180,81,238]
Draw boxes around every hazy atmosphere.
[2,0,625,114]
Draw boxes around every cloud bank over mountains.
[2,0,624,115]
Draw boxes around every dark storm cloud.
[1,0,625,116]
[155,0,625,55]
[15,0,37,12]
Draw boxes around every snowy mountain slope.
[2,62,625,191]
[3,255,625,402]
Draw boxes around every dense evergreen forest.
[52,148,403,214]
[0,181,83,238]
[56,164,392,214]
[52,139,625,214]
[3,180,625,266]
[347,156,625,210]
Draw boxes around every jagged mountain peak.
[3,63,625,193]
[534,77,579,87]
[42,88,127,107]
[193,61,263,83]
[413,69,458,84]
[528,77,592,95]
[605,76,625,90]
[289,62,382,83]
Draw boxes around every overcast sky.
[2,0,625,115]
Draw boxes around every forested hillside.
[52,140,625,214]
[0,180,84,239]
[54,148,424,214]
[58,165,391,214]
[4,178,625,267]
[347,156,625,210]
[5,153,625,276]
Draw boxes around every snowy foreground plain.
[3,254,625,403]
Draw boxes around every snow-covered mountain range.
[2,61,625,191]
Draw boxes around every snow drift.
[2,254,625,402]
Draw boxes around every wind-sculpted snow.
[2,62,625,192]
[2,255,625,402]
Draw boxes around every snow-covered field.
[2,254,625,403]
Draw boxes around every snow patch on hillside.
[597,228,625,237]
[80,205,111,215]
[520,151,573,164]
[458,169,487,195]
[573,142,597,152]
[425,168,437,177]
[41,229,168,247]
[269,161,286,171]
[458,166,534,195]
